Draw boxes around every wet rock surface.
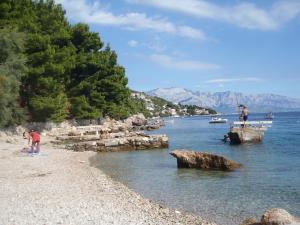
[170,150,241,171]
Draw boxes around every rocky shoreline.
[0,135,216,225]
[50,114,169,152]
[1,115,298,225]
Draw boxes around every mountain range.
[147,88,300,113]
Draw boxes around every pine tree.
[0,28,26,127]
[0,0,144,125]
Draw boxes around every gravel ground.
[0,137,217,225]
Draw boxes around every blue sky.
[57,0,300,97]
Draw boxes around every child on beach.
[30,130,41,153]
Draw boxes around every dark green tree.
[0,0,144,124]
[0,28,26,127]
[70,27,132,119]
[18,1,76,122]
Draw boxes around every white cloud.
[149,54,220,70]
[56,0,206,40]
[128,40,138,47]
[141,36,167,52]
[177,26,206,40]
[127,0,300,31]
[205,77,263,84]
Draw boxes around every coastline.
[0,136,217,225]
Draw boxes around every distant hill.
[147,88,300,113]
[131,91,217,117]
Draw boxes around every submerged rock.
[170,150,241,171]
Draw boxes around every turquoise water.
[90,112,300,225]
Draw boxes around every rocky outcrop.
[45,114,169,152]
[240,208,300,225]
[132,119,165,131]
[39,114,164,138]
[64,134,169,152]
[170,150,241,171]
[228,127,265,144]
[51,115,168,152]
[124,113,147,126]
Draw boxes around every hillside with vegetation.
[131,91,217,117]
[0,0,145,128]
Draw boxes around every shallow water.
[90,112,300,225]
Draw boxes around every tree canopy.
[0,0,139,126]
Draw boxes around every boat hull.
[209,121,227,124]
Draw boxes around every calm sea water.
[90,112,300,225]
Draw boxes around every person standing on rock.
[241,106,249,127]
[242,106,249,122]
[30,130,41,153]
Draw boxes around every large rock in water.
[261,208,299,225]
[228,127,265,144]
[170,150,241,171]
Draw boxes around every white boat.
[209,117,228,124]
[265,112,274,120]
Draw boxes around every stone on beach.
[240,208,300,225]
[0,136,216,225]
[261,208,299,225]
[170,150,241,171]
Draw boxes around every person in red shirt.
[30,130,41,153]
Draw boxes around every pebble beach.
[0,136,216,225]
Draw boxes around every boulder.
[125,114,147,126]
[261,208,299,225]
[170,150,241,171]
[229,127,264,144]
